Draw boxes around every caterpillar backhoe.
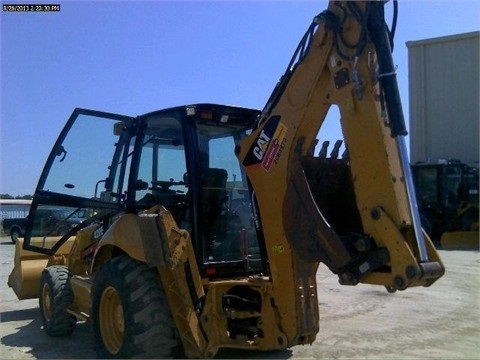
[8,1,444,358]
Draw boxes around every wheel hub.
[99,286,124,355]
[41,283,52,321]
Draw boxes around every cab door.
[23,108,135,254]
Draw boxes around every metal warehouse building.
[0,199,31,219]
[407,31,479,167]
[0,199,31,231]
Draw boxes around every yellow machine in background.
[411,160,479,250]
[9,2,444,358]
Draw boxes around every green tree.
[16,195,33,200]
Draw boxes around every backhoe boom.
[237,0,444,340]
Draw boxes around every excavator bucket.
[8,238,49,299]
[440,231,479,251]
[8,238,75,299]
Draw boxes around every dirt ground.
[0,235,479,359]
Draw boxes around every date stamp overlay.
[3,4,60,12]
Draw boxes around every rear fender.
[91,213,147,273]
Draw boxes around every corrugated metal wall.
[407,31,479,167]
[0,200,31,231]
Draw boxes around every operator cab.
[22,104,266,278]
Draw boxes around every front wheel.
[39,266,77,336]
[92,255,181,358]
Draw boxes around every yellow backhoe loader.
[8,1,444,358]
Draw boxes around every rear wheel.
[92,255,181,358]
[39,266,77,336]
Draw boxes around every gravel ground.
[0,236,479,359]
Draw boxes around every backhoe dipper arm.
[237,0,444,293]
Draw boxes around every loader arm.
[237,0,444,309]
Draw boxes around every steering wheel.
[151,178,185,192]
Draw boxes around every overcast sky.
[1,0,479,196]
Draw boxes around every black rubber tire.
[39,266,77,336]
[10,227,21,244]
[92,255,181,359]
